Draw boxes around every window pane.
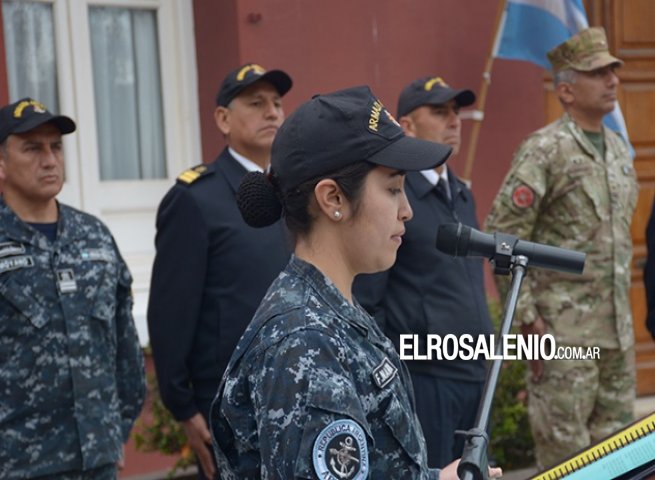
[2,0,59,110]
[89,6,167,180]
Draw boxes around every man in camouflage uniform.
[486,28,637,469]
[0,98,145,479]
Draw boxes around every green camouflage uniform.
[486,112,637,468]
[487,27,635,469]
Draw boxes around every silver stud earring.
[334,211,342,219]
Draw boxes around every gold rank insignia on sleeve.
[177,165,208,184]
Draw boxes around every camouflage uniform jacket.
[486,113,637,350]
[211,255,439,479]
[0,199,145,478]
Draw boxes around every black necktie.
[435,179,452,207]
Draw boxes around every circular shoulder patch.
[312,419,369,480]
[512,185,535,208]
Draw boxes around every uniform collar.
[406,170,434,198]
[420,167,439,186]
[216,147,251,194]
[562,112,605,161]
[419,165,449,187]
[407,169,467,203]
[55,204,87,246]
[228,147,265,173]
[288,254,354,317]
[0,198,39,246]
[0,198,83,249]
[287,255,383,339]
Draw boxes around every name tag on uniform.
[372,357,398,389]
[81,248,114,262]
[0,255,34,273]
[0,242,25,258]
[56,269,78,293]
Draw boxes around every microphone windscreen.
[236,171,283,228]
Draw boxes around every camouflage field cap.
[547,27,623,73]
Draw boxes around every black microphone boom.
[436,223,585,274]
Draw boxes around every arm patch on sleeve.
[512,185,535,208]
[313,419,369,480]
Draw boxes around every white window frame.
[69,0,200,216]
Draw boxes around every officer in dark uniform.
[211,86,502,479]
[644,196,655,340]
[147,64,292,479]
[0,98,145,479]
[354,76,493,468]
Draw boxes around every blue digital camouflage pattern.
[31,463,117,479]
[0,199,145,478]
[210,255,440,479]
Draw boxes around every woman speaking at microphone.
[210,86,502,480]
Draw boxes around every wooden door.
[544,0,655,396]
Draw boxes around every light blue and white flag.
[493,0,634,157]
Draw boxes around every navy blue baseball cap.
[271,85,452,193]
[216,63,292,107]
[0,98,76,143]
[397,76,476,117]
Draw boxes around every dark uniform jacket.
[0,199,145,478]
[644,197,655,340]
[147,148,290,421]
[354,170,492,382]
[211,255,439,479]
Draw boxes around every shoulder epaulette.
[177,164,210,185]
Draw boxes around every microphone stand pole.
[457,243,529,480]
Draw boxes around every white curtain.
[89,7,166,180]
[2,1,59,111]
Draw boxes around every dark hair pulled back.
[237,162,375,235]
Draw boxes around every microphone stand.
[456,232,529,480]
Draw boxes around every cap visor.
[367,136,452,171]
[427,88,476,107]
[14,114,76,135]
[577,53,624,71]
[453,89,476,107]
[260,70,293,97]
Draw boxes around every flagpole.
[461,0,507,184]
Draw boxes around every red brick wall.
[192,0,546,224]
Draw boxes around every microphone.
[436,223,585,274]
